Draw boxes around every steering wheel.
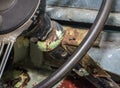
[34,0,114,88]
[0,0,113,88]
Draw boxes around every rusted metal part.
[0,69,30,88]
[14,72,30,88]
[62,26,102,51]
[85,74,120,88]
[80,54,110,78]
[37,25,102,52]
[72,55,120,88]
[43,26,103,67]
[55,73,120,88]
[42,25,109,78]
[42,25,120,88]
[72,52,113,84]
[43,26,102,63]
[37,21,64,51]
[44,42,111,79]
[62,27,88,50]
[73,64,120,88]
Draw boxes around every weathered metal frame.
[34,0,114,88]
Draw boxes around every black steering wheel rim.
[34,0,114,88]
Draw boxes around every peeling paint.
[62,26,102,51]
[37,21,64,51]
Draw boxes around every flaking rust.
[37,21,64,51]
[62,27,87,46]
[80,54,110,78]
[62,26,102,51]
[15,72,30,88]
[42,25,109,79]
[61,26,109,78]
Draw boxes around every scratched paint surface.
[46,0,120,12]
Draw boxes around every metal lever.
[0,41,14,78]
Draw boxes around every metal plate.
[47,0,120,12]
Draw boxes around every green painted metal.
[37,28,64,51]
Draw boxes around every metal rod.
[34,0,114,88]
[0,42,14,78]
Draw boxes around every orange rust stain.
[62,26,88,50]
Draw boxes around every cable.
[34,0,114,88]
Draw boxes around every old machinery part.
[25,0,52,41]
[29,14,52,41]
[36,21,64,52]
[34,0,114,88]
[0,0,42,79]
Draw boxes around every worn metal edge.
[46,6,120,27]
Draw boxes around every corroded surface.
[1,25,120,88]
[62,26,101,51]
[62,27,88,50]
[37,21,64,51]
[81,54,110,78]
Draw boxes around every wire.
[34,0,114,88]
